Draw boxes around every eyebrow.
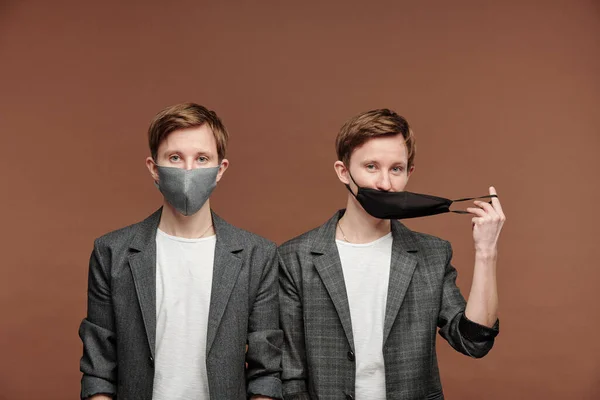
[162,149,212,157]
[362,160,406,166]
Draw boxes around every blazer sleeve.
[78,239,117,399]
[278,249,312,400]
[437,241,499,359]
[246,243,284,399]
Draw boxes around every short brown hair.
[336,108,416,168]
[148,102,229,161]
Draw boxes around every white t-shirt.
[152,229,216,400]
[337,232,393,400]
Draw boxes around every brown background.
[1,1,599,399]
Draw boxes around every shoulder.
[213,213,276,253]
[394,221,452,255]
[278,224,323,256]
[93,208,162,253]
[412,230,450,250]
[94,219,145,250]
[228,223,277,251]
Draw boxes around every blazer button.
[346,394,354,400]
[149,356,154,366]
[347,350,355,362]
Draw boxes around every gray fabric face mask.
[154,165,220,216]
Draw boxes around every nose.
[184,159,194,170]
[375,172,392,191]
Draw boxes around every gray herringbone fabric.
[279,210,497,400]
[79,208,283,399]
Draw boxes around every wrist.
[474,248,498,260]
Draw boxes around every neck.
[158,200,215,239]
[337,195,391,244]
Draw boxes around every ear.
[407,164,415,179]
[216,159,229,183]
[334,160,350,185]
[146,156,159,183]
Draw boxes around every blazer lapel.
[206,212,243,354]
[311,211,355,351]
[383,219,419,345]
[128,208,162,358]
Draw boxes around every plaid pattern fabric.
[279,210,497,400]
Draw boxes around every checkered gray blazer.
[278,210,499,400]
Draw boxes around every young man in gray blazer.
[279,109,505,400]
[79,103,282,400]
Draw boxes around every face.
[146,124,229,183]
[334,134,414,193]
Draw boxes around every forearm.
[278,253,310,399]
[247,245,283,399]
[80,242,118,399]
[465,250,498,327]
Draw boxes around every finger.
[466,207,486,217]
[489,186,506,219]
[474,200,498,217]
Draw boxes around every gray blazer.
[279,210,499,400]
[79,208,283,399]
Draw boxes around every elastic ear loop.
[344,170,360,197]
[450,194,498,214]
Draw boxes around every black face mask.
[346,173,497,220]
